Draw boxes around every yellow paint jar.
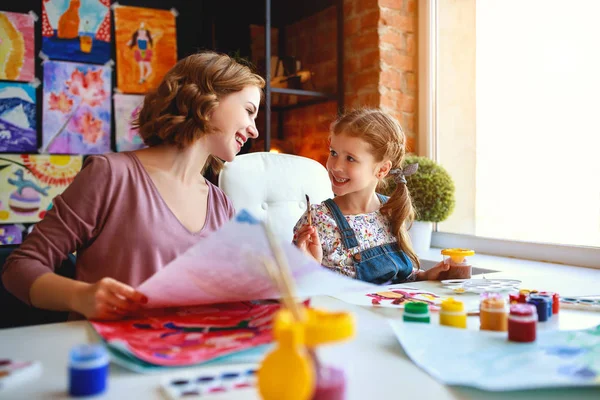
[439,297,467,329]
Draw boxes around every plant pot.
[408,221,432,255]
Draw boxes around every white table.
[1,262,600,399]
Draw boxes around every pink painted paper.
[0,11,35,82]
[91,301,280,367]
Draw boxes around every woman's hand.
[294,225,323,265]
[418,261,451,281]
[73,277,148,320]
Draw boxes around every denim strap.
[323,199,359,249]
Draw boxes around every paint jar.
[528,294,551,322]
[508,304,537,343]
[403,302,431,323]
[313,365,346,400]
[539,291,560,314]
[439,297,467,329]
[68,343,109,397]
[480,293,508,332]
[440,248,475,280]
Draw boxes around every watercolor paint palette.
[441,278,521,294]
[161,365,257,399]
[560,296,600,312]
[0,359,42,392]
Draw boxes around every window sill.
[419,247,600,297]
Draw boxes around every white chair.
[219,152,333,243]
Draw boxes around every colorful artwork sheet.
[42,60,111,154]
[333,284,445,310]
[114,5,177,94]
[0,224,22,245]
[113,93,146,151]
[0,154,82,223]
[137,210,376,309]
[91,301,280,368]
[0,82,37,152]
[41,0,111,64]
[391,322,600,391]
[0,11,35,82]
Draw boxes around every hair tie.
[389,163,418,185]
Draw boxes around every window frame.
[417,0,600,269]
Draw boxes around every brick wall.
[249,0,418,162]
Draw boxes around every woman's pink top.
[1,152,235,306]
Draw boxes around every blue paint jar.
[68,344,109,397]
[530,294,552,319]
[527,296,551,322]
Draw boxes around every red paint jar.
[539,291,560,314]
[508,304,537,343]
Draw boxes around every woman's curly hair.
[133,51,265,172]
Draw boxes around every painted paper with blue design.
[0,82,37,152]
[391,322,600,391]
[41,0,111,64]
[0,224,23,245]
[42,60,111,154]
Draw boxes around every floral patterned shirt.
[293,201,400,278]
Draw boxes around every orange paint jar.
[479,294,508,332]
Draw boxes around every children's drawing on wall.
[91,301,279,367]
[114,5,177,94]
[0,82,37,152]
[0,224,23,245]
[0,11,35,82]
[0,154,82,223]
[42,60,111,154]
[113,93,146,152]
[41,0,111,64]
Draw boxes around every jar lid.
[441,248,475,257]
[404,302,429,315]
[481,297,506,309]
[69,343,109,369]
[528,294,551,303]
[441,297,464,312]
[510,304,537,316]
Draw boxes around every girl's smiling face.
[326,133,383,197]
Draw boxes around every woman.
[1,52,264,320]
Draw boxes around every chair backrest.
[219,152,333,243]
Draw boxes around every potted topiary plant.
[379,155,455,255]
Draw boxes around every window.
[419,0,600,266]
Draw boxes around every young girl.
[294,109,450,284]
[2,52,264,320]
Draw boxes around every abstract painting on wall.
[114,5,177,94]
[0,11,35,82]
[41,0,111,64]
[0,82,37,152]
[42,60,111,154]
[0,224,22,245]
[114,93,146,152]
[0,154,82,224]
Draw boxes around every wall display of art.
[113,93,146,152]
[0,154,82,224]
[42,60,111,154]
[0,11,35,82]
[0,224,22,245]
[0,82,37,152]
[113,5,177,94]
[41,0,111,64]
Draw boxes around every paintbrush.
[262,221,322,376]
[305,194,312,227]
[262,221,304,321]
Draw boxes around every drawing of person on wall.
[127,22,162,84]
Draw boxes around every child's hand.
[294,225,323,264]
[74,277,148,320]
[419,261,451,281]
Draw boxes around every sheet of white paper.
[137,210,376,308]
[332,284,445,310]
[390,321,600,391]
